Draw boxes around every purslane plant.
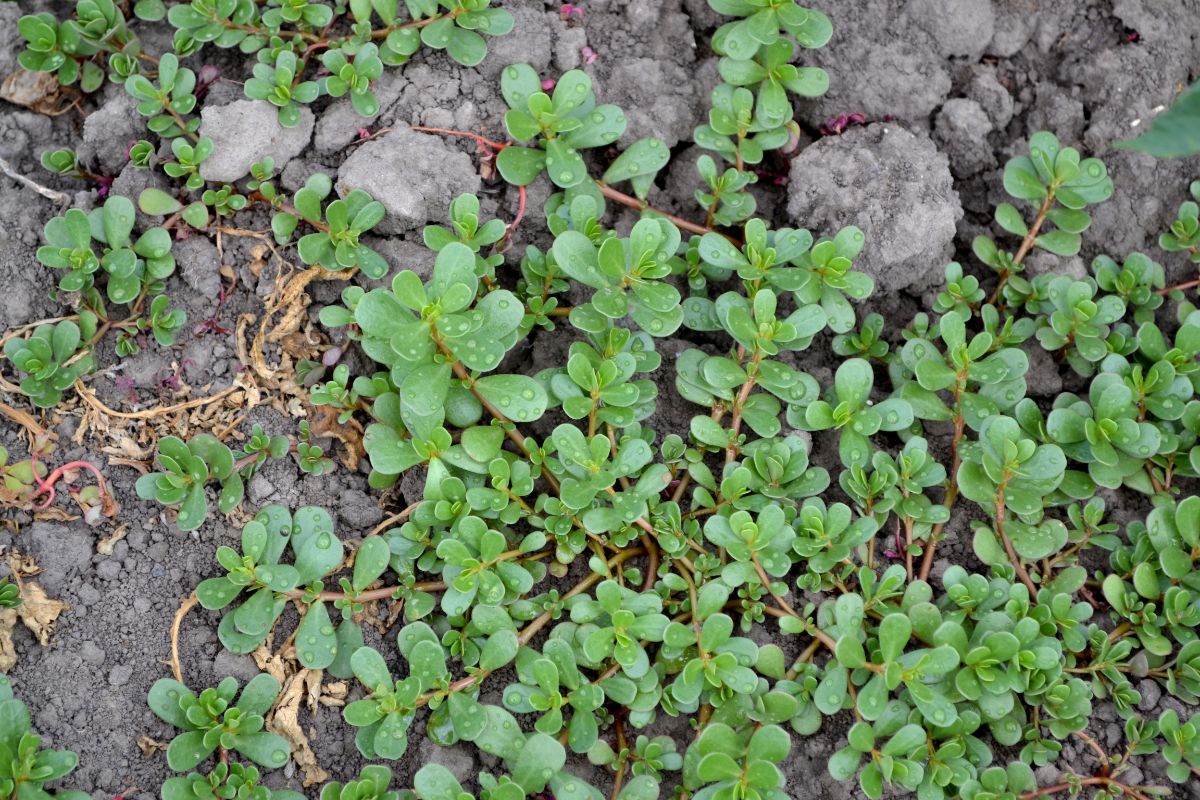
[145,140,1200,800]
[0,677,88,800]
[9,1,1200,799]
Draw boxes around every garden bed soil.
[1,0,1199,797]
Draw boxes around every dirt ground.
[1,0,1199,797]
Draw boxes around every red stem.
[29,457,112,511]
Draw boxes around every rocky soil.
[1,0,1199,798]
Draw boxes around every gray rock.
[416,739,476,783]
[786,124,962,293]
[95,559,122,581]
[906,0,995,59]
[988,0,1036,57]
[364,235,436,281]
[1024,252,1086,281]
[77,91,141,175]
[107,664,133,686]
[338,489,383,530]
[934,99,996,178]
[198,100,314,183]
[26,523,94,594]
[281,158,331,192]
[312,71,406,154]
[1025,82,1085,144]
[174,235,222,299]
[336,125,480,234]
[80,641,106,665]
[213,650,263,683]
[1024,346,1063,399]
[793,4,951,127]
[1137,678,1163,712]
[966,66,1014,129]
[0,5,22,77]
[553,26,588,71]
[606,57,707,149]
[0,240,48,327]
[478,6,553,79]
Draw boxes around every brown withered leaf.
[8,554,41,579]
[268,670,328,786]
[137,736,167,757]
[32,507,79,523]
[0,70,62,113]
[251,644,290,685]
[0,609,17,673]
[97,524,128,556]
[17,582,67,645]
[318,681,347,707]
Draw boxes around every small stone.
[0,242,49,327]
[77,91,141,174]
[133,597,152,614]
[1137,679,1162,712]
[338,489,384,530]
[966,66,1014,129]
[336,125,481,234]
[907,0,995,59]
[108,664,133,686]
[786,124,962,293]
[80,641,106,665]
[213,650,263,683]
[249,472,275,504]
[96,560,122,581]
[934,99,996,178]
[77,583,102,607]
[198,100,314,183]
[174,235,222,299]
[479,6,553,78]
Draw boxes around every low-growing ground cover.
[1,1,1200,799]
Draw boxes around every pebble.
[107,664,133,686]
[80,641,106,665]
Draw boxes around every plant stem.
[987,189,1056,307]
[725,355,760,463]
[432,335,560,493]
[1156,277,1200,295]
[281,581,445,602]
[28,455,117,516]
[918,385,965,580]
[994,484,1039,597]
[593,181,717,239]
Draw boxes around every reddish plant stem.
[994,484,1039,597]
[987,189,1056,307]
[724,355,760,463]
[593,181,721,239]
[1157,277,1200,295]
[1020,776,1156,800]
[404,126,722,239]
[410,126,510,152]
[28,456,114,512]
[283,581,446,602]
[918,384,966,580]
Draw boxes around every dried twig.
[0,156,71,205]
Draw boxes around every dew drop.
[316,533,332,549]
